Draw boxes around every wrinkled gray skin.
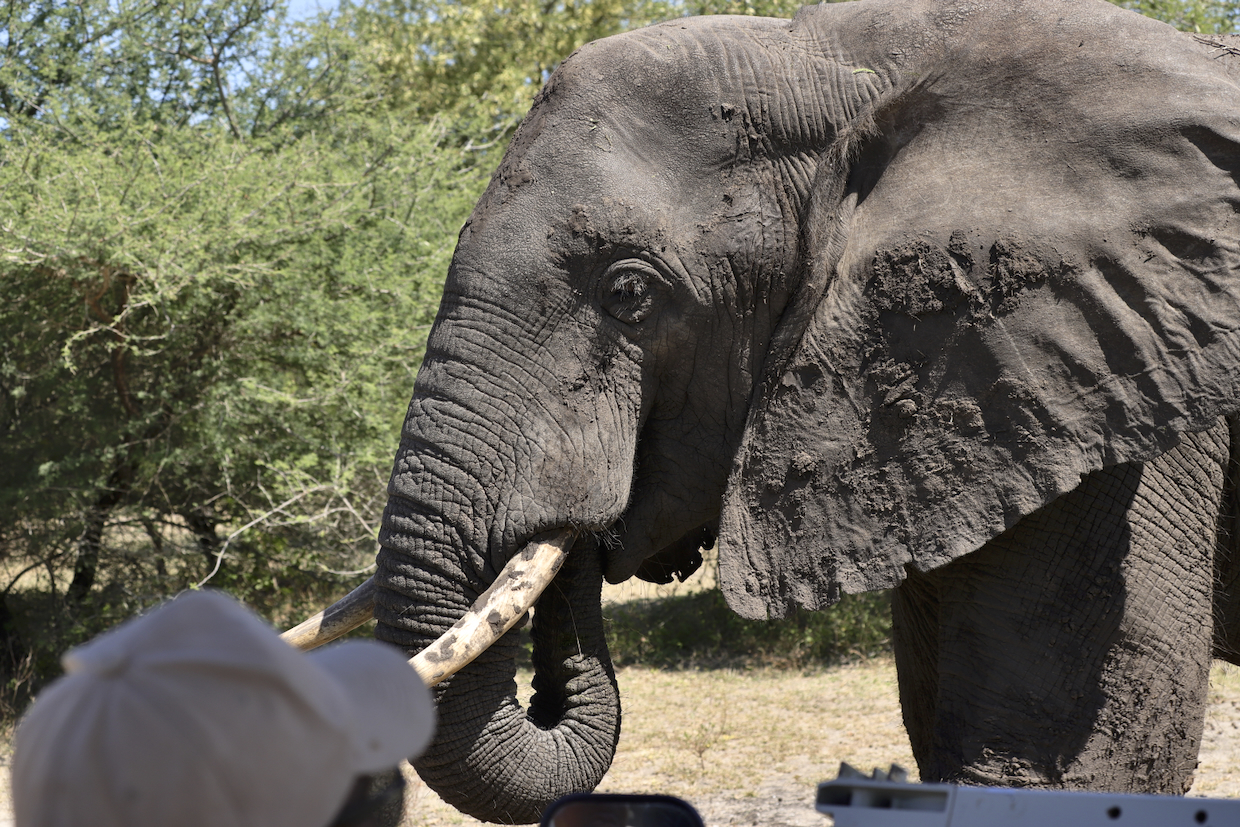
[372,0,1240,821]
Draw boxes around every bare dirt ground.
[397,659,1240,827]
[0,657,1235,826]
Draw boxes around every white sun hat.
[11,589,434,827]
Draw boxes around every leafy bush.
[603,589,892,670]
[0,1,485,705]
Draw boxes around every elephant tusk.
[281,528,575,684]
[411,527,575,686]
[281,575,378,650]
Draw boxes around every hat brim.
[307,640,435,774]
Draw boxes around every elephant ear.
[717,4,1240,620]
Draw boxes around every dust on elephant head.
[363,0,1240,821]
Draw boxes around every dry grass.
[1198,662,1240,798]
[402,657,914,827]
[5,544,1239,826]
[400,660,1240,827]
[0,658,1237,827]
[598,662,915,800]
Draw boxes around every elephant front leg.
[893,421,1228,793]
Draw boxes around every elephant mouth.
[282,527,576,685]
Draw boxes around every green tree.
[1117,0,1240,32]
[683,0,816,17]
[0,0,282,131]
[359,0,664,142]
[358,0,844,151]
[0,2,486,682]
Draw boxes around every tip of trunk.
[376,537,619,824]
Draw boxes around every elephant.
[295,0,1240,822]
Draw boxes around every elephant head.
[314,0,1240,821]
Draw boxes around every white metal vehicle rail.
[816,764,1240,827]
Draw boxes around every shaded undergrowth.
[3,577,893,730]
[605,588,893,669]
[515,587,892,672]
[0,562,374,728]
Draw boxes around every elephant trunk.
[366,272,635,821]
[374,506,619,823]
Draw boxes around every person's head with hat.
[11,589,434,827]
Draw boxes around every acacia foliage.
[1120,0,1240,31]
[362,0,819,147]
[0,1,485,677]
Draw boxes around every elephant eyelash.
[601,260,660,324]
[613,271,649,301]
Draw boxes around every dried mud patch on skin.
[868,234,1077,321]
[871,242,966,317]
[398,660,1240,826]
[853,234,1079,489]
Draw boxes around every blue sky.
[286,0,338,22]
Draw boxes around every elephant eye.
[601,261,658,324]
